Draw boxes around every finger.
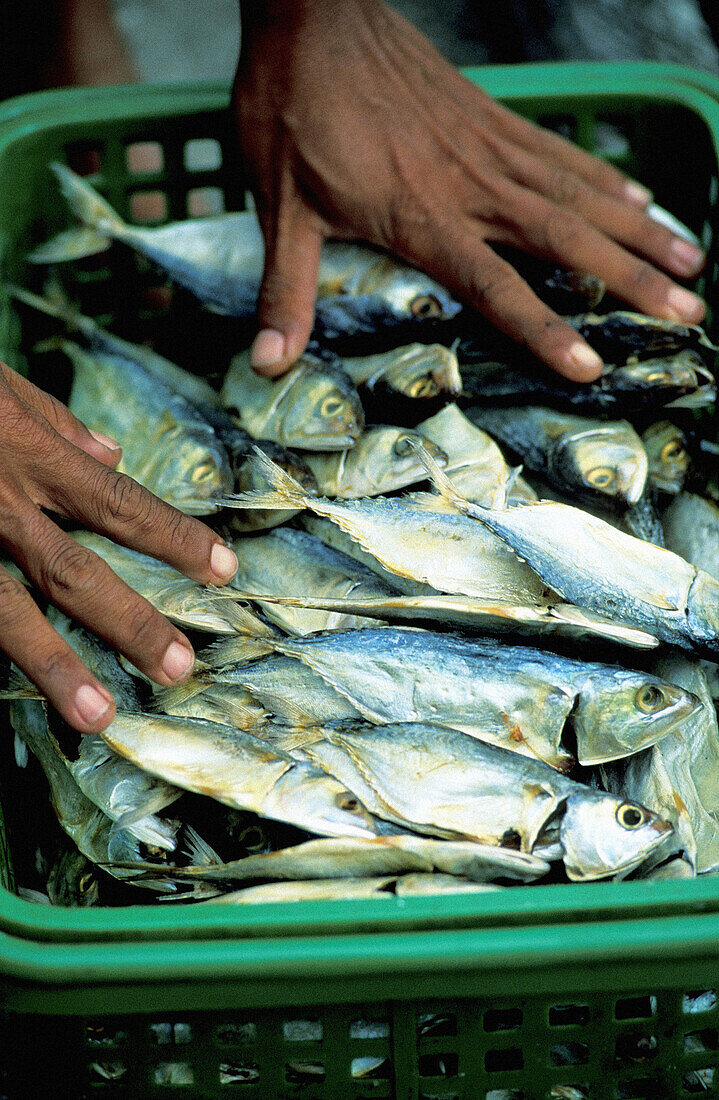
[502,146,706,280]
[7,507,197,689]
[412,224,603,380]
[24,431,237,587]
[512,190,706,325]
[251,207,324,376]
[0,562,116,733]
[0,362,122,466]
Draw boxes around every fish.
[222,350,364,451]
[622,494,665,548]
[58,338,232,514]
[412,403,513,508]
[641,421,690,495]
[466,405,648,506]
[201,624,696,769]
[236,590,659,649]
[488,243,605,313]
[47,849,100,907]
[297,721,673,880]
[662,492,719,580]
[30,163,461,321]
[567,310,716,363]
[9,284,223,411]
[413,446,719,660]
[458,350,716,414]
[99,710,379,838]
[302,425,448,498]
[8,698,175,890]
[71,530,259,635]
[605,655,719,875]
[110,832,549,884]
[229,526,398,634]
[213,450,549,605]
[339,343,462,400]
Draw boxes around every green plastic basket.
[2,62,719,1100]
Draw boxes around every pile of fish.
[5,161,719,907]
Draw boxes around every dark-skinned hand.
[234,0,706,381]
[0,361,237,733]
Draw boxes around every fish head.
[281,364,364,450]
[375,344,462,398]
[611,351,714,406]
[270,763,379,838]
[560,789,673,880]
[364,258,461,321]
[147,432,233,514]
[349,427,448,494]
[572,671,701,766]
[642,421,690,494]
[550,426,648,504]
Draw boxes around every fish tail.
[152,670,214,712]
[27,163,126,262]
[213,447,311,512]
[0,670,44,701]
[7,283,91,338]
[205,590,279,638]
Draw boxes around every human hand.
[234,0,706,382]
[0,361,238,733]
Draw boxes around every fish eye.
[586,466,616,490]
[635,684,666,713]
[660,439,687,463]
[393,434,415,457]
[191,460,217,483]
[336,792,361,813]
[410,294,443,318]
[79,872,94,892]
[408,377,438,398]
[645,371,670,383]
[616,802,647,830]
[319,393,347,419]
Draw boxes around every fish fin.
[406,439,472,512]
[8,282,93,340]
[0,669,44,701]
[14,733,28,768]
[214,447,310,511]
[152,671,214,712]
[182,824,223,866]
[204,590,278,638]
[51,161,127,237]
[27,226,112,264]
[199,633,276,668]
[503,465,524,508]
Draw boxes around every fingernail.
[75,683,113,725]
[624,180,653,206]
[251,328,286,370]
[669,237,705,276]
[162,640,195,682]
[666,286,706,323]
[210,542,238,581]
[89,429,121,452]
[567,341,603,374]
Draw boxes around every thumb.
[251,211,324,377]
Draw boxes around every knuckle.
[546,169,582,208]
[629,259,665,297]
[37,542,98,600]
[542,210,584,257]
[467,262,519,311]
[94,470,155,529]
[36,645,80,684]
[118,597,164,652]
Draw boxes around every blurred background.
[2,0,719,102]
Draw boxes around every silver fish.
[61,339,232,514]
[663,492,719,580]
[113,833,548,884]
[71,530,258,635]
[202,625,696,770]
[466,406,648,505]
[642,421,690,494]
[230,527,397,634]
[31,163,460,321]
[302,426,448,498]
[100,710,378,838]
[299,721,672,880]
[222,351,364,451]
[340,343,462,399]
[413,403,513,508]
[214,451,548,605]
[415,448,719,660]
